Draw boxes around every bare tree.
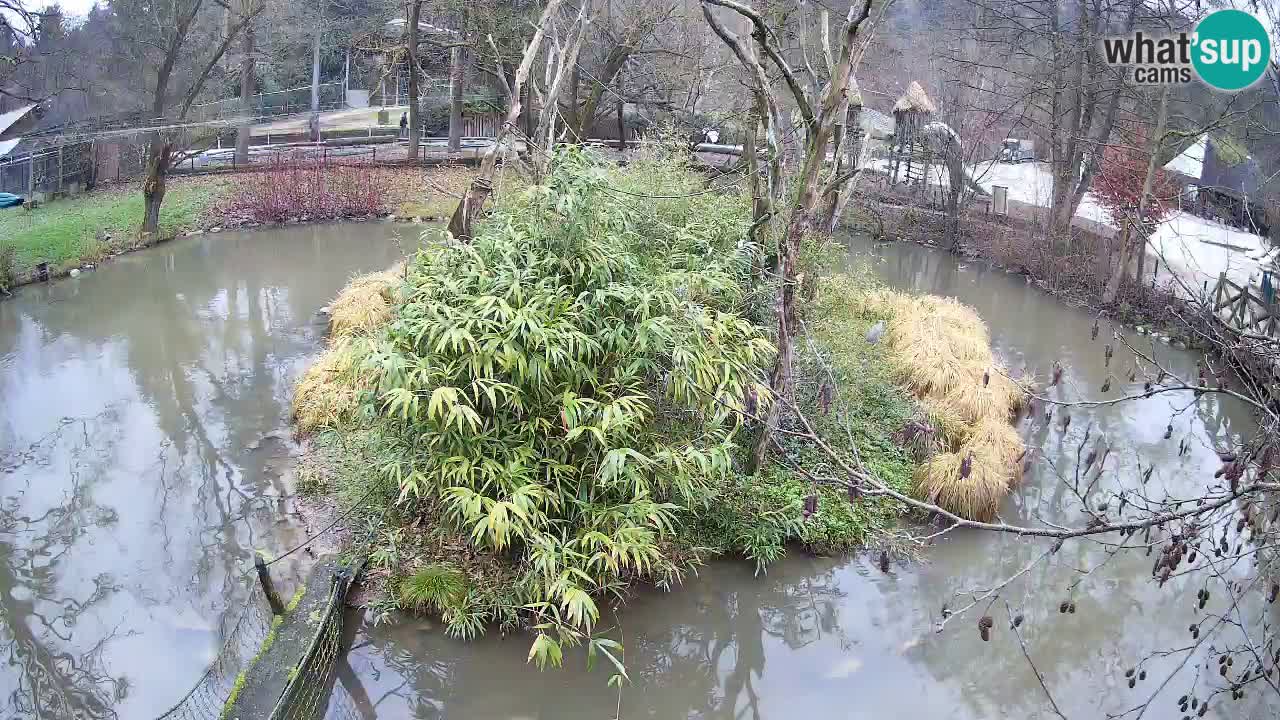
[405,0,424,160]
[528,2,593,179]
[559,0,682,143]
[701,0,880,473]
[949,0,1138,248]
[235,0,257,165]
[448,33,465,153]
[447,0,567,240]
[309,6,324,141]
[111,0,265,237]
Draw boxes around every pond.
[338,235,1269,720]
[0,227,1270,719]
[0,223,418,718]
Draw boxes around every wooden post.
[255,551,286,615]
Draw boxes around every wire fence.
[191,83,347,122]
[150,559,368,720]
[268,560,365,720]
[154,582,277,720]
[0,141,97,197]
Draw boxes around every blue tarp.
[0,193,22,208]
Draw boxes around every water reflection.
[0,223,416,718]
[347,236,1270,719]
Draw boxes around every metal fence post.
[255,551,286,615]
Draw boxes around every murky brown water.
[1,227,1271,720]
[0,223,417,718]
[338,236,1272,720]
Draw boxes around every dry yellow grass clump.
[294,264,404,432]
[864,290,1029,521]
[328,262,404,339]
[294,338,364,432]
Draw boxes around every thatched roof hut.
[887,82,937,186]
[890,81,936,169]
[892,81,937,115]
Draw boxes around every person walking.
[399,112,408,140]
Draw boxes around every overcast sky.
[35,0,97,19]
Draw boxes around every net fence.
[153,557,366,720]
[153,582,277,720]
[268,560,365,720]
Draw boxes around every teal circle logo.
[1192,9,1271,91]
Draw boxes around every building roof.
[860,108,894,138]
[384,18,459,36]
[1201,136,1270,202]
[892,82,936,114]
[0,104,37,140]
[0,138,19,158]
[1164,134,1206,179]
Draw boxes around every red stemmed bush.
[1092,135,1181,229]
[220,152,390,224]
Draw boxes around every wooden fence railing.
[1213,272,1278,337]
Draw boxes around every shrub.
[0,242,14,293]
[360,148,771,656]
[221,154,389,223]
[1093,137,1180,228]
[692,271,919,569]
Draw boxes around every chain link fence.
[153,558,365,720]
[0,141,97,197]
[192,83,347,123]
[153,582,277,720]
[268,560,364,720]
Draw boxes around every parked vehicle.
[999,138,1035,164]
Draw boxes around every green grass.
[0,179,225,281]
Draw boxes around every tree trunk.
[142,135,172,238]
[406,1,422,161]
[824,98,865,229]
[1102,221,1133,305]
[447,45,464,153]
[615,74,625,152]
[235,17,254,166]
[310,17,322,141]
[1133,87,1170,300]
[748,133,831,474]
[448,0,567,240]
[945,185,962,252]
[529,7,591,181]
[1048,157,1075,250]
[744,97,763,273]
[1101,87,1168,305]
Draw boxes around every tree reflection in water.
[0,226,417,717]
[345,560,853,720]
[0,416,127,719]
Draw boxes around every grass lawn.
[385,165,480,220]
[0,177,227,283]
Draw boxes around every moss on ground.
[222,584,304,717]
[0,178,227,280]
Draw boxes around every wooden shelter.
[889,81,937,186]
